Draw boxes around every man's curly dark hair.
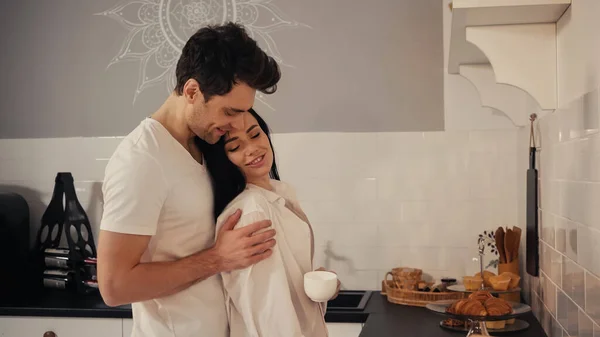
[174,22,281,101]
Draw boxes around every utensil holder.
[498,259,520,302]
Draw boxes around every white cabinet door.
[123,318,133,337]
[326,323,362,337]
[0,316,122,337]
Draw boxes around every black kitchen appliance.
[0,192,35,295]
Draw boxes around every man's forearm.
[100,247,221,306]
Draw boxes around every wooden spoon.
[495,227,506,264]
[505,228,513,262]
[512,226,522,259]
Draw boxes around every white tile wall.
[522,87,600,336]
[0,129,519,291]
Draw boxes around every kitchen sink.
[326,290,372,311]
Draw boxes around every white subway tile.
[439,247,471,278]
[542,242,563,286]
[558,96,585,142]
[378,246,412,270]
[336,223,380,248]
[541,272,558,317]
[337,271,379,291]
[314,244,380,272]
[542,211,556,248]
[541,180,560,215]
[580,309,595,337]
[400,201,429,222]
[582,89,600,136]
[562,256,586,309]
[542,307,567,337]
[352,200,400,223]
[540,111,559,146]
[560,182,586,223]
[577,225,600,277]
[533,292,542,321]
[551,311,562,337]
[376,223,415,248]
[555,216,578,261]
[376,132,425,154]
[582,183,600,231]
[586,272,600,326]
[557,289,579,336]
[469,130,517,154]
[299,200,355,224]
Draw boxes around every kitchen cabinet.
[123,318,133,337]
[326,323,362,337]
[0,316,122,337]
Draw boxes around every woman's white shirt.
[215,180,328,337]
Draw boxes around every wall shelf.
[448,0,571,112]
[459,64,548,126]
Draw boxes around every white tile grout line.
[539,271,560,324]
[538,251,598,331]
[540,236,596,286]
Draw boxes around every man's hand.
[316,267,341,300]
[213,209,276,273]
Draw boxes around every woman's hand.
[315,267,341,300]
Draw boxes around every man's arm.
[98,210,276,307]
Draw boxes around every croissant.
[484,297,513,316]
[447,299,469,314]
[468,290,494,303]
[461,300,488,316]
[447,298,488,316]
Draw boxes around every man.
[97,22,281,337]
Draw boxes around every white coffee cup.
[304,271,338,302]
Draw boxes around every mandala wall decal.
[96,0,309,107]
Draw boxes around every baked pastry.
[463,276,484,291]
[483,297,513,330]
[489,274,511,291]
[484,297,513,316]
[500,272,521,289]
[446,293,512,329]
[468,290,494,303]
[443,319,466,327]
[506,318,516,325]
[447,299,487,316]
[486,320,506,329]
[475,271,496,288]
[447,299,469,314]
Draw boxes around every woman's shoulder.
[217,188,272,224]
[271,180,299,203]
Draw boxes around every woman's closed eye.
[250,132,261,139]
[227,145,240,152]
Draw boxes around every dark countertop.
[353,293,547,337]
[0,289,547,336]
[0,289,132,319]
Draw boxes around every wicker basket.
[382,274,464,307]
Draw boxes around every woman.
[197,109,335,337]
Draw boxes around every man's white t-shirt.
[100,118,228,337]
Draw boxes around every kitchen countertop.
[0,289,547,336]
[354,293,546,337]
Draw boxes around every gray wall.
[0,0,443,138]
